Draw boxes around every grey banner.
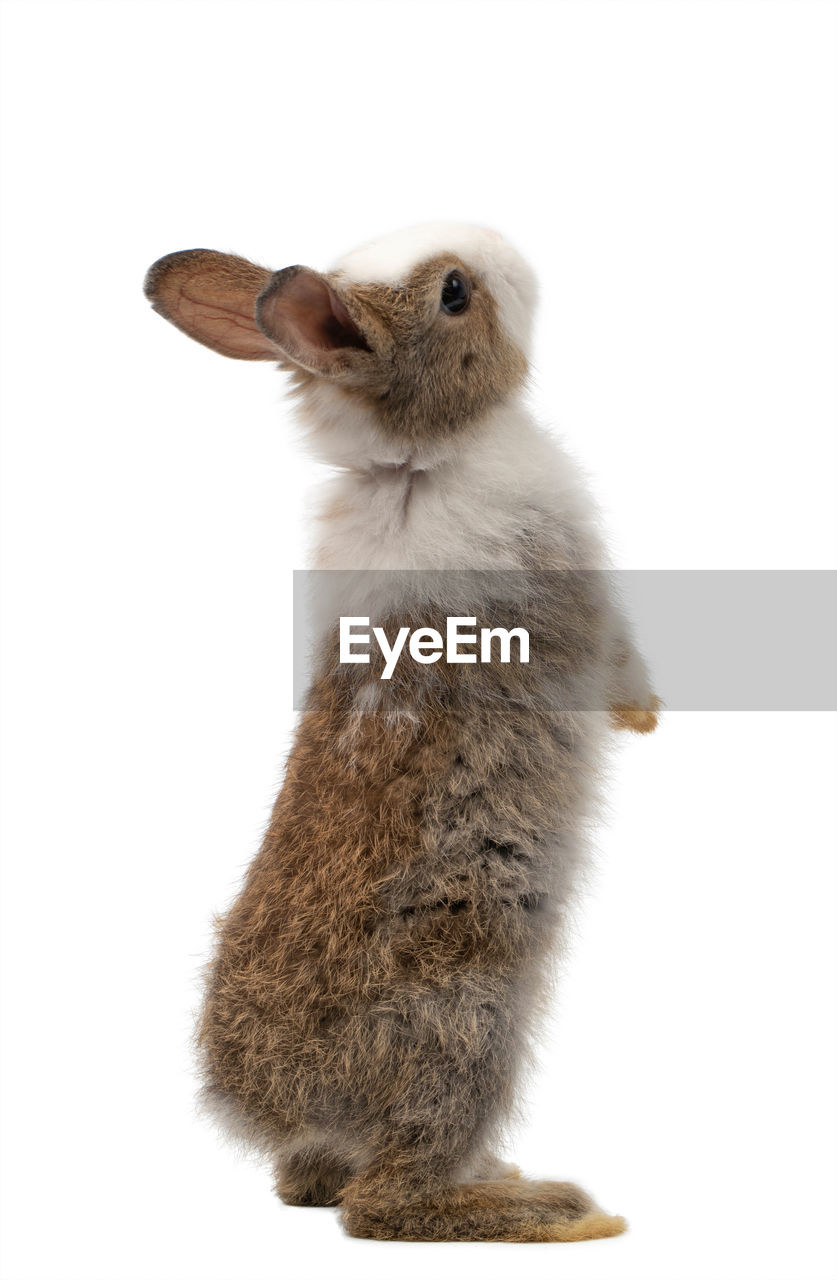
[292,570,837,711]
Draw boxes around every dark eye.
[440,271,470,315]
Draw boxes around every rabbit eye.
[440,272,470,315]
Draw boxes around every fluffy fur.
[144,222,658,1243]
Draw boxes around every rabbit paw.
[609,694,662,734]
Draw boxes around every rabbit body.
[145,224,657,1241]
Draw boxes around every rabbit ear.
[144,249,281,360]
[256,266,374,379]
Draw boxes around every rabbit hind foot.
[341,1175,627,1242]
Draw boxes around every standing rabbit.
[144,223,658,1242]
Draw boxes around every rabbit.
[144,222,659,1243]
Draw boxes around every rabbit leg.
[274,1144,354,1207]
[339,1108,624,1243]
[334,980,623,1240]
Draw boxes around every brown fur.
[610,694,662,733]
[332,256,528,441]
[196,581,626,1241]
[341,1177,626,1242]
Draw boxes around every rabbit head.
[144,223,537,462]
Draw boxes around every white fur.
[309,400,605,575]
[332,222,538,356]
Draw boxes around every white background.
[1,2,835,1278]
